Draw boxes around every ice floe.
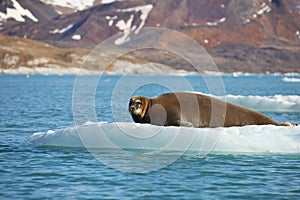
[282,77,300,83]
[29,121,300,154]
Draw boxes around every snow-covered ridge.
[42,2,153,44]
[40,0,96,12]
[0,0,38,22]
[40,0,121,14]
[102,0,118,4]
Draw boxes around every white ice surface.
[220,94,300,113]
[282,77,300,83]
[29,122,300,154]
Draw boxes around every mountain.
[0,34,89,72]
[1,0,300,73]
[0,0,59,28]
[2,0,299,48]
[0,34,188,75]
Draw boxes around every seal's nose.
[129,105,135,112]
[129,99,135,113]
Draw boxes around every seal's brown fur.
[129,92,295,127]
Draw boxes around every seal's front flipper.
[178,120,193,127]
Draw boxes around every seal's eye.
[135,99,142,104]
[133,99,142,108]
[129,98,142,111]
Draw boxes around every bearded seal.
[128,92,296,127]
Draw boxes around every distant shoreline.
[1,66,300,76]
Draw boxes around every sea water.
[1,74,300,199]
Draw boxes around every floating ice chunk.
[284,72,300,76]
[29,122,300,154]
[282,77,300,83]
[187,91,300,113]
[220,94,300,113]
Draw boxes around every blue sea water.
[1,74,300,199]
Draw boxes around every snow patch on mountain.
[118,4,153,34]
[296,30,300,39]
[114,4,153,45]
[115,15,135,45]
[102,0,117,4]
[72,34,81,40]
[206,17,226,26]
[49,24,74,34]
[105,16,118,27]
[40,0,96,12]
[0,0,38,22]
[257,2,272,15]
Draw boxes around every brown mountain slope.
[0,34,89,70]
[1,0,300,73]
[2,0,299,49]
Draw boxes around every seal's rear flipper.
[280,122,298,126]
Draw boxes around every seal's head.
[128,96,149,119]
